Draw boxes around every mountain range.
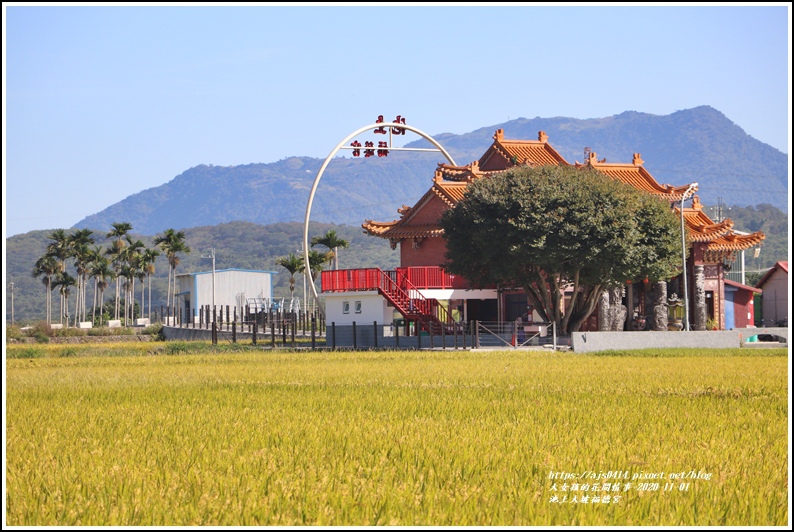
[73,106,789,235]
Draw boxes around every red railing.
[321,268,383,292]
[320,268,458,333]
[322,266,469,292]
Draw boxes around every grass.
[5,346,789,526]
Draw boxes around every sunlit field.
[5,344,789,526]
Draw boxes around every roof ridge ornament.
[633,153,644,166]
[538,131,549,143]
[494,129,504,142]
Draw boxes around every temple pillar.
[652,281,667,331]
[693,265,707,331]
[609,286,626,331]
[597,290,610,331]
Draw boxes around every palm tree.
[52,272,76,325]
[124,237,145,324]
[311,229,350,270]
[154,229,191,313]
[153,229,177,313]
[141,248,160,320]
[119,263,135,326]
[300,250,328,313]
[276,253,304,302]
[69,229,95,326]
[32,255,60,325]
[106,222,133,320]
[46,229,71,274]
[90,254,114,326]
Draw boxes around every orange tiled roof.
[586,152,697,202]
[478,129,569,171]
[362,177,468,240]
[677,197,765,251]
[680,207,735,242]
[363,129,766,255]
[361,222,444,240]
[702,230,766,263]
[706,231,766,253]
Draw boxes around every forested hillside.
[72,106,788,235]
[7,222,398,324]
[7,203,788,324]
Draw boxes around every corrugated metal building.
[176,268,277,319]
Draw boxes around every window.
[343,301,350,314]
[355,301,362,314]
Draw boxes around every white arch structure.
[303,122,456,303]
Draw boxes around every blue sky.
[3,3,791,237]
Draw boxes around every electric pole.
[9,279,15,325]
[201,248,216,316]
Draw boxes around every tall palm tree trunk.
[166,268,172,318]
[148,274,152,320]
[47,278,52,326]
[115,277,120,320]
[99,288,105,326]
[92,278,98,324]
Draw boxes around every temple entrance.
[466,299,498,322]
[504,293,529,322]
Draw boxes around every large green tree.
[439,165,682,334]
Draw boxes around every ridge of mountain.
[74,106,788,235]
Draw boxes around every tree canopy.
[439,165,682,333]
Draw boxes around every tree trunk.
[597,289,610,331]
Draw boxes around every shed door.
[724,288,735,330]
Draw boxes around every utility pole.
[9,279,15,325]
[297,248,307,315]
[680,183,698,332]
[201,248,216,317]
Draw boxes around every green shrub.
[6,325,23,341]
[30,321,53,338]
[33,332,50,344]
[54,327,87,337]
[164,342,193,355]
[142,323,164,338]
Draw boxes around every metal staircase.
[376,269,456,334]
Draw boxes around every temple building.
[321,129,765,333]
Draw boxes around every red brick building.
[323,129,765,333]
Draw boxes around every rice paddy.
[4,344,789,526]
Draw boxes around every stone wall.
[572,330,743,353]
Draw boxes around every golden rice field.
[4,343,789,526]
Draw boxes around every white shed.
[755,261,789,327]
[176,268,277,319]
